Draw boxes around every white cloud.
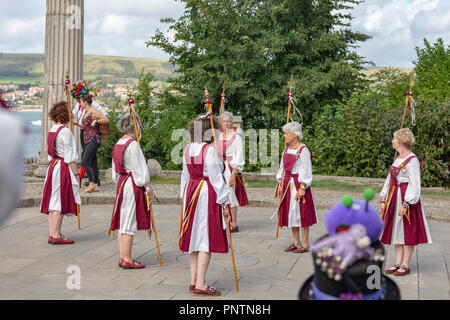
[0,0,448,66]
[350,0,449,67]
[98,14,129,36]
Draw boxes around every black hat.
[298,237,401,300]
[298,190,401,300]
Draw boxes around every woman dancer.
[380,128,432,276]
[40,101,81,245]
[110,113,152,269]
[275,121,318,253]
[179,116,231,296]
[218,111,248,232]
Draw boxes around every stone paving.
[1,201,449,300]
[19,181,450,222]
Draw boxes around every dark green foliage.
[411,98,449,187]
[307,38,449,186]
[96,7,448,187]
[413,38,450,103]
[147,0,371,128]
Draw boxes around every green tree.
[413,38,450,102]
[147,0,371,128]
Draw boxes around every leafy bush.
[307,89,449,187]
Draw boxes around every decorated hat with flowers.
[298,189,401,300]
[70,80,89,99]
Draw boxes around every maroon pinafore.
[40,125,78,215]
[179,143,228,253]
[109,139,151,232]
[278,145,317,228]
[380,155,430,246]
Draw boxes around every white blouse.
[180,142,230,205]
[111,138,150,187]
[219,132,245,172]
[380,154,421,205]
[47,124,78,164]
[276,146,313,187]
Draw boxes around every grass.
[150,176,450,198]
[0,76,44,85]
[0,53,175,85]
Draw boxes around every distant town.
[0,82,169,111]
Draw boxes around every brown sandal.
[384,264,401,274]
[293,246,309,253]
[194,285,221,296]
[189,284,195,293]
[393,265,410,276]
[284,243,299,252]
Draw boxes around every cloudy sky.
[1,0,448,67]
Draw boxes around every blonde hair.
[394,128,415,148]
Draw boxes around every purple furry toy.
[311,224,376,280]
[310,190,385,281]
[324,190,383,243]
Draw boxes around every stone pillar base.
[33,159,49,178]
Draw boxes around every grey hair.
[117,113,141,134]
[282,121,303,141]
[220,111,233,121]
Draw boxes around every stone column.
[35,0,84,177]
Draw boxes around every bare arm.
[91,109,109,124]
[69,161,80,186]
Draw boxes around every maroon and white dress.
[275,145,318,228]
[41,124,81,215]
[217,130,249,207]
[109,138,151,235]
[380,154,432,246]
[179,142,231,253]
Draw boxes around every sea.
[13,110,43,159]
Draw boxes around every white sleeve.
[276,155,284,183]
[128,141,150,187]
[205,147,230,205]
[180,147,190,198]
[404,158,421,205]
[71,106,78,118]
[73,104,84,126]
[380,173,391,201]
[111,159,118,184]
[61,128,78,164]
[297,148,312,187]
[93,100,107,116]
[229,135,245,172]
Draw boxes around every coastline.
[10,108,43,112]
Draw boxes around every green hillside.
[0,53,176,85]
[0,53,412,86]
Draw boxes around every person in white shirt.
[179,116,231,296]
[380,128,432,276]
[110,113,152,269]
[275,122,318,253]
[217,111,248,233]
[40,101,81,245]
